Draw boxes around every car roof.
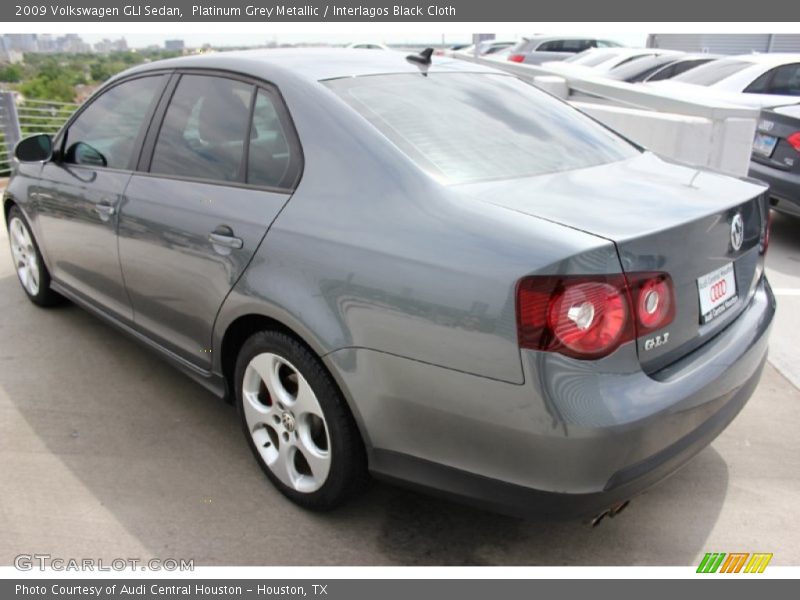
[117,47,502,84]
[522,35,609,42]
[728,53,800,65]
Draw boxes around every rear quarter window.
[671,59,751,85]
[325,73,637,184]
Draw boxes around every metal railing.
[0,92,79,177]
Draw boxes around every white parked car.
[542,48,682,76]
[346,42,391,51]
[455,40,516,57]
[648,53,800,107]
[562,48,679,68]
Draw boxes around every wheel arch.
[216,311,373,453]
[4,196,17,224]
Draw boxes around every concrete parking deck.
[1,206,798,566]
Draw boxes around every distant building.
[165,39,185,52]
[4,34,38,53]
[94,38,128,53]
[0,48,23,64]
[59,34,91,53]
[36,34,57,53]
[648,34,800,55]
[0,37,23,63]
[0,33,93,54]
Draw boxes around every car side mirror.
[67,142,107,168]
[14,134,53,163]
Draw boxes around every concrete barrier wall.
[571,101,755,176]
[456,55,760,176]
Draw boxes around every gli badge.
[730,213,744,251]
[644,332,670,351]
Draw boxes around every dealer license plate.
[697,262,738,324]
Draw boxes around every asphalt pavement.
[0,205,798,566]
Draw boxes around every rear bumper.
[372,351,765,519]
[749,160,800,216]
[327,277,775,519]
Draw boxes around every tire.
[234,330,368,510]
[6,205,63,307]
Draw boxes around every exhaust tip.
[589,500,631,527]
[590,510,609,527]
[609,500,630,518]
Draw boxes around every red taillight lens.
[787,132,800,152]
[517,273,675,360]
[508,54,525,63]
[548,282,629,356]
[761,209,772,255]
[517,275,634,359]
[627,273,676,334]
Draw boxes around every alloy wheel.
[8,216,40,297]
[242,352,332,493]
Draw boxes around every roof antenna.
[406,47,434,70]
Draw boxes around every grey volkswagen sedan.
[4,49,775,520]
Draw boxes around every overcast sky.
[78,32,649,48]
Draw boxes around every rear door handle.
[209,231,243,250]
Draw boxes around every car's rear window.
[671,59,751,85]
[324,73,637,184]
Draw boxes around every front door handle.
[95,202,116,217]
[209,228,243,250]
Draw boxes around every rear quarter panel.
[214,74,622,385]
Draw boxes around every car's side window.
[559,39,592,53]
[537,41,562,52]
[247,88,299,189]
[766,63,800,96]
[745,70,774,94]
[150,75,254,183]
[62,75,164,170]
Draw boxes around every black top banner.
[3,0,800,22]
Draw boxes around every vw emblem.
[730,213,744,251]
[281,412,296,433]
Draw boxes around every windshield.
[325,73,637,184]
[671,58,751,85]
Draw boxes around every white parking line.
[772,288,800,296]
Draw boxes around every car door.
[118,73,302,369]
[34,74,167,320]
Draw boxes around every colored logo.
[697,552,773,573]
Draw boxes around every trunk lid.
[461,152,768,372]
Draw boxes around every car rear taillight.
[787,132,800,152]
[516,273,675,360]
[761,209,772,255]
[508,54,525,63]
[627,272,676,335]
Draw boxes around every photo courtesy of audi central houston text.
[2,46,778,523]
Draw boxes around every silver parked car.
[5,49,775,519]
[507,36,623,64]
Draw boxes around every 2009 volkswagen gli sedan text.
[4,49,775,519]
